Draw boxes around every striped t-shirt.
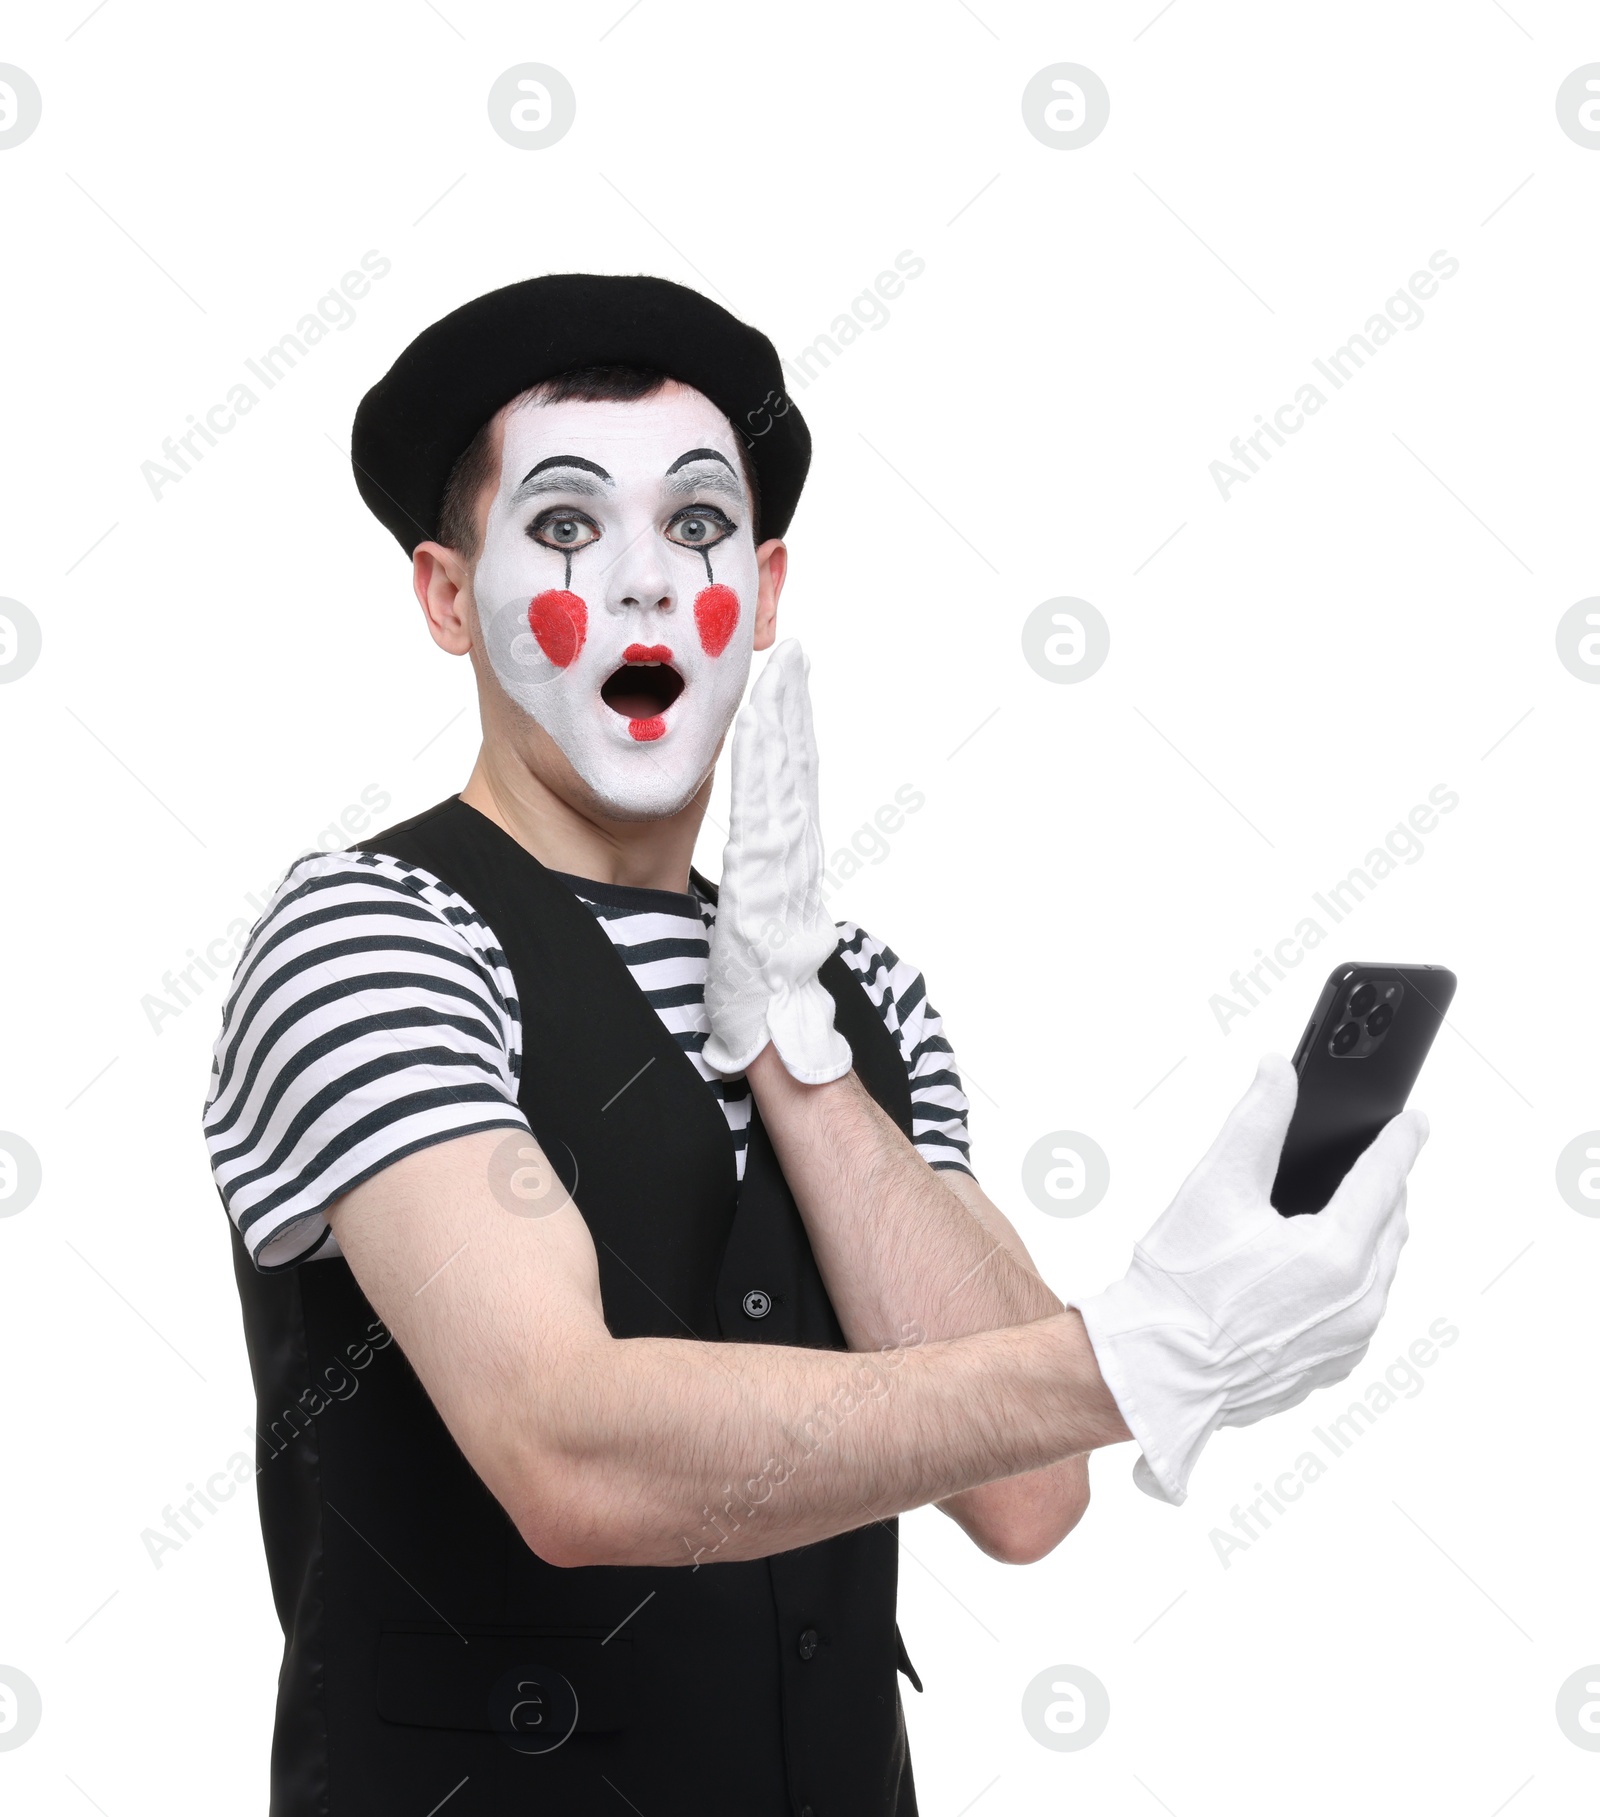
[204,847,974,1270]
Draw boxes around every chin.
[575,746,715,824]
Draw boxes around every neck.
[459,738,710,894]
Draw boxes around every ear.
[752,538,787,652]
[412,543,475,656]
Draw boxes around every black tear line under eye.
[670,505,737,585]
[526,508,597,590]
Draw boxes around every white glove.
[703,640,852,1086]
[1068,1054,1427,1505]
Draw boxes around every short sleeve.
[834,923,974,1175]
[203,849,529,1270]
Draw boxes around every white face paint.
[473,383,760,819]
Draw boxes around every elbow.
[526,1531,614,1571]
[512,1474,631,1570]
[489,1355,652,1568]
[507,1455,670,1571]
[958,1463,1092,1566]
[973,1511,1079,1567]
[517,1513,605,1571]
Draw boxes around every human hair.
[434,364,762,562]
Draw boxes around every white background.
[2,2,1597,1812]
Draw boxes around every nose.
[603,524,674,620]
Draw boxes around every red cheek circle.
[628,716,667,742]
[527,590,587,668]
[693,585,740,659]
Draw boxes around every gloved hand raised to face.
[703,639,853,1087]
[1068,1054,1428,1505]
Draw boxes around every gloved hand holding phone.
[1069,1054,1428,1504]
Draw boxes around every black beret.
[350,272,808,556]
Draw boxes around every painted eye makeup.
[527,508,601,551]
[665,505,737,551]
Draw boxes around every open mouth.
[602,645,685,739]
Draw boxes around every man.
[204,274,1427,1815]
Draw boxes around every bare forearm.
[329,1131,1122,1579]
[527,1309,1126,1568]
[748,1048,1095,1559]
[747,1048,1057,1348]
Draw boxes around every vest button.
[742,1289,772,1319]
[798,1627,819,1661]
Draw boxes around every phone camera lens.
[1331,1020,1361,1055]
[1347,983,1377,1017]
[1366,1003,1394,1036]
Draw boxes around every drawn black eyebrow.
[519,454,614,485]
[665,447,737,476]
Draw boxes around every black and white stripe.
[204,853,525,1269]
[834,923,974,1174]
[205,851,973,1270]
[552,872,758,1175]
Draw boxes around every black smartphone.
[1271,961,1455,1217]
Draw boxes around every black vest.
[229,797,922,1816]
